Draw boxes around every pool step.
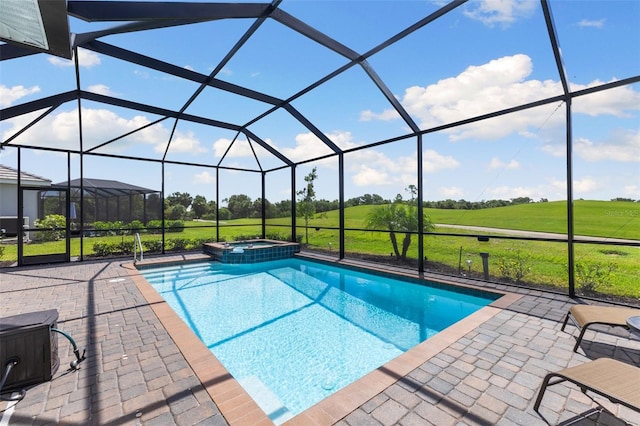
[142,264,213,282]
[238,376,293,425]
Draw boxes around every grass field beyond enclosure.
[1,200,638,301]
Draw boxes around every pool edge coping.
[124,258,521,426]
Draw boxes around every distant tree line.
[162,192,638,222]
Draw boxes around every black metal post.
[565,100,575,297]
[161,162,165,253]
[17,148,23,265]
[291,165,296,243]
[338,153,345,259]
[417,134,424,273]
[261,171,266,238]
[216,168,220,242]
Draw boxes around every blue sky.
[1,0,639,206]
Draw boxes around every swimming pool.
[140,258,499,424]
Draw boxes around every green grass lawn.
[1,200,638,300]
[285,200,639,239]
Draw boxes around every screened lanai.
[45,178,161,225]
[0,0,638,302]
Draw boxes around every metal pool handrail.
[134,232,143,262]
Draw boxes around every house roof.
[0,164,52,186]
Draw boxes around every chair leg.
[534,373,555,412]
[561,312,571,332]
[573,326,589,352]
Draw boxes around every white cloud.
[547,177,603,196]
[184,65,195,71]
[578,19,605,29]
[488,185,541,199]
[212,137,255,158]
[193,171,215,184]
[133,69,150,79]
[48,48,101,68]
[544,129,640,163]
[573,177,602,194]
[0,84,40,107]
[267,130,458,188]
[574,131,640,163]
[279,131,354,163]
[424,149,461,173]
[488,157,520,169]
[352,164,392,186]
[1,107,208,154]
[623,185,638,197]
[347,147,459,188]
[463,0,537,28]
[162,130,207,154]
[86,84,115,96]
[365,54,640,143]
[541,143,565,158]
[571,82,640,117]
[359,109,401,122]
[438,186,464,198]
[235,130,363,168]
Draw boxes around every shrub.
[167,238,189,251]
[93,221,111,231]
[142,240,163,253]
[112,221,125,235]
[34,214,66,241]
[92,241,113,257]
[146,220,163,234]
[574,261,617,294]
[115,240,135,254]
[189,237,209,249]
[497,251,532,284]
[124,220,145,233]
[265,232,283,240]
[93,220,126,235]
[167,220,184,233]
[234,234,260,241]
[0,246,5,258]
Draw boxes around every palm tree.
[366,192,434,260]
[365,202,403,258]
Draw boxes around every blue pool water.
[141,258,498,424]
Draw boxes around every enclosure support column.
[339,153,345,259]
[75,43,84,261]
[542,0,575,297]
[161,162,166,254]
[565,100,575,297]
[261,171,266,239]
[116,197,121,225]
[66,153,71,261]
[129,193,133,223]
[215,168,220,242]
[417,134,424,274]
[80,154,84,260]
[143,194,147,227]
[291,165,296,243]
[17,148,23,265]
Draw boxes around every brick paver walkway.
[1,256,638,425]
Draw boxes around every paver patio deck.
[1,253,639,425]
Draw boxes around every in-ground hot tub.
[203,239,300,263]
